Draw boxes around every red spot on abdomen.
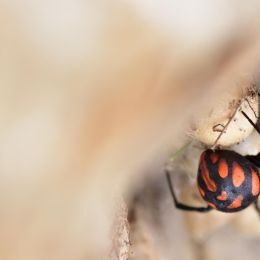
[200,152,217,192]
[216,191,228,201]
[227,195,243,209]
[198,186,205,197]
[218,159,228,178]
[251,169,260,196]
[210,153,219,164]
[232,162,245,187]
[206,201,216,209]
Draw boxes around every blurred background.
[1,1,260,259]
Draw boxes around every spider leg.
[245,154,260,168]
[165,170,212,212]
[241,110,260,134]
[241,110,260,166]
[254,199,260,216]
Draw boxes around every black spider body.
[197,149,260,212]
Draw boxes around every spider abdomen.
[197,149,260,212]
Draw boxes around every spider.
[166,110,260,214]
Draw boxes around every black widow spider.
[166,110,260,214]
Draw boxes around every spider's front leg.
[165,170,212,212]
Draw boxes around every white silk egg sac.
[194,89,258,147]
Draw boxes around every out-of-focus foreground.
[1,1,260,259]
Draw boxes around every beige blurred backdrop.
[1,1,260,259]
